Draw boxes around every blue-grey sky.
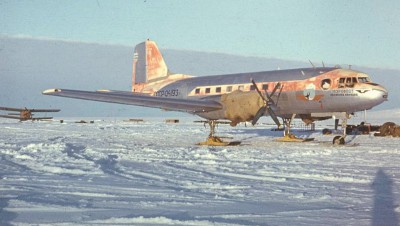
[1,0,399,69]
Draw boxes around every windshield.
[358,77,370,83]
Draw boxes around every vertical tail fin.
[132,40,169,92]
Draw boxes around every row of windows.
[194,84,270,95]
[192,76,372,95]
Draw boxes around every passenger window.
[250,85,256,91]
[195,88,200,94]
[205,88,210,94]
[238,85,244,91]
[226,86,232,92]
[216,87,221,93]
[352,77,358,83]
[321,79,331,90]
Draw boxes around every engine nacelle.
[220,90,264,126]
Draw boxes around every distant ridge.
[1,36,398,116]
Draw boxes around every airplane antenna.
[308,60,316,69]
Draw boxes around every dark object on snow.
[374,122,398,137]
[392,126,400,137]
[124,118,144,123]
[166,119,179,123]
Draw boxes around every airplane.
[0,106,60,121]
[43,39,388,145]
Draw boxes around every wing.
[43,89,222,113]
[0,107,25,112]
[0,106,60,112]
[0,115,53,121]
[29,109,60,113]
[31,117,54,120]
[0,115,22,120]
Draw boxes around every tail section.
[132,40,169,92]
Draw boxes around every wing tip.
[43,89,61,94]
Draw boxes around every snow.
[1,115,399,226]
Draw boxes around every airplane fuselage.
[154,67,388,123]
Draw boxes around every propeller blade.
[251,79,281,127]
[252,106,267,125]
[264,92,274,105]
[267,107,281,127]
[251,79,268,102]
[264,82,281,106]
[270,82,281,97]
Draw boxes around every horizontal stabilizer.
[43,89,222,113]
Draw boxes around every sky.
[1,0,400,70]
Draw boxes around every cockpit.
[319,74,373,90]
[337,76,371,88]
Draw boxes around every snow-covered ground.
[1,115,399,226]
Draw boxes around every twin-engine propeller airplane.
[0,106,60,121]
[43,40,388,145]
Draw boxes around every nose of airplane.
[368,85,388,104]
[382,88,388,100]
[377,85,388,100]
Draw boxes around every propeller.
[251,79,281,127]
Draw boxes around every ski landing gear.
[197,120,241,146]
[332,114,349,145]
[333,136,345,145]
[275,114,314,142]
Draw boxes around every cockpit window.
[338,77,357,88]
[345,77,355,87]
[358,77,370,83]
[338,78,346,88]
